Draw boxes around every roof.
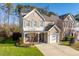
[45,24,60,32]
[41,14,61,22]
[22,9,61,22]
[45,24,60,31]
[22,9,45,21]
[42,14,53,22]
[59,13,75,20]
[45,24,54,31]
[48,25,60,32]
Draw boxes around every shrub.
[64,37,68,41]
[67,36,75,39]
[67,36,75,46]
[64,36,75,41]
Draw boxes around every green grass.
[60,41,69,46]
[0,38,43,56]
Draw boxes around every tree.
[3,3,13,37]
[75,14,79,21]
[15,4,24,32]
[4,3,13,25]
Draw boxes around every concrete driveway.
[35,43,79,56]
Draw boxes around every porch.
[23,31,47,44]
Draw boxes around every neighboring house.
[21,9,61,44]
[60,14,79,40]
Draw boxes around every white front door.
[50,33,59,43]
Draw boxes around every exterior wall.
[23,11,45,32]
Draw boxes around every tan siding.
[23,10,45,31]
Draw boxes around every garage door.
[50,33,59,43]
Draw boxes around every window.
[25,21,30,26]
[31,20,37,27]
[33,20,37,26]
[40,21,44,27]
[23,20,30,27]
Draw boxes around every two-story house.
[20,9,61,44]
[60,14,79,40]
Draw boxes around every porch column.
[29,33,32,42]
[24,33,25,43]
[37,32,40,43]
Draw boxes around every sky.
[20,3,79,15]
[1,3,79,25]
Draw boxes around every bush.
[67,36,75,39]
[64,37,68,41]
[64,36,75,41]
[0,37,14,44]
[67,36,75,46]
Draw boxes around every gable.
[23,9,45,21]
[48,25,60,33]
[64,15,75,22]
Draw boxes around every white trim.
[48,25,61,32]
[35,9,45,21]
[23,9,35,19]
[64,14,76,21]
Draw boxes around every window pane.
[24,20,30,27]
[31,20,37,27]
[40,21,44,27]
[34,21,37,26]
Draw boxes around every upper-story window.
[24,20,30,27]
[39,21,44,27]
[27,21,30,26]
[31,20,37,27]
[63,21,67,27]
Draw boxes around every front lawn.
[0,38,43,56]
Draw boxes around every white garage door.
[50,33,59,43]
